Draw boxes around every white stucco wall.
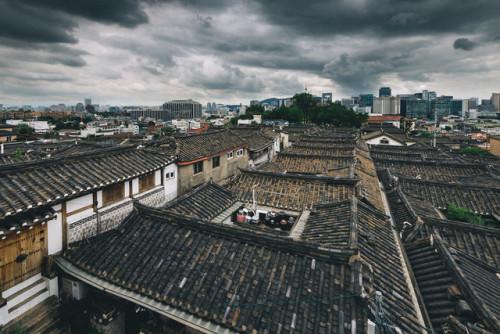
[365,136,404,146]
[163,163,178,203]
[47,204,62,255]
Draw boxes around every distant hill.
[259,97,290,105]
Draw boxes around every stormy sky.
[0,0,499,106]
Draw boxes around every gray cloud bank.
[0,0,499,104]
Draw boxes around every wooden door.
[0,224,47,292]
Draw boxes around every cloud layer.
[0,0,499,105]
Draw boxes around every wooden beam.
[93,191,98,212]
[62,202,67,250]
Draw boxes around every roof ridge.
[135,201,355,262]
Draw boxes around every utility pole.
[433,104,437,148]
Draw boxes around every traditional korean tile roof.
[373,158,498,184]
[172,130,248,163]
[353,144,385,212]
[239,132,274,152]
[50,141,115,156]
[0,207,56,237]
[287,145,355,157]
[144,136,178,156]
[362,130,413,145]
[397,176,500,215]
[58,203,368,333]
[301,198,422,333]
[407,234,500,333]
[162,181,240,222]
[225,169,358,211]
[0,146,173,219]
[259,152,353,176]
[0,150,47,165]
[409,217,500,269]
[301,201,354,248]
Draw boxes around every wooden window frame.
[236,149,243,157]
[139,173,155,193]
[193,161,203,174]
[227,151,233,159]
[102,183,125,207]
[212,156,220,168]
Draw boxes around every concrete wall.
[178,148,248,195]
[490,137,500,156]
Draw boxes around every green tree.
[292,93,318,122]
[399,118,413,134]
[460,147,487,156]
[245,104,265,114]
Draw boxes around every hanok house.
[230,126,280,168]
[54,192,424,333]
[362,129,415,146]
[170,129,249,195]
[0,145,176,326]
[0,124,18,143]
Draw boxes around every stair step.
[8,288,48,314]
[3,296,60,333]
[2,274,43,299]
[6,278,46,306]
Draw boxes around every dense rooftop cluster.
[1,125,499,333]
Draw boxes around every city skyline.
[1,0,499,106]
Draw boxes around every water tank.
[236,210,246,223]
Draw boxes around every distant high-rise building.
[162,99,202,120]
[464,98,478,111]
[421,90,437,101]
[431,98,452,120]
[206,102,212,111]
[397,94,415,117]
[379,87,391,97]
[491,93,500,112]
[359,94,373,108]
[373,96,400,115]
[75,103,85,112]
[0,104,3,111]
[451,99,463,116]
[321,93,333,104]
[84,98,91,107]
[406,99,429,119]
[250,100,259,106]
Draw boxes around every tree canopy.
[232,93,367,128]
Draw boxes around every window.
[227,151,233,159]
[380,138,389,144]
[102,183,125,206]
[236,149,243,157]
[193,161,203,174]
[139,173,155,192]
[166,171,175,179]
[212,156,220,168]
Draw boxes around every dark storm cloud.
[453,38,477,51]
[253,0,500,38]
[0,1,78,44]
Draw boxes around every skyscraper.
[359,94,373,107]
[379,87,391,97]
[492,93,500,112]
[373,96,400,114]
[84,98,91,107]
[162,99,202,120]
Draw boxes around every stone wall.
[68,186,165,244]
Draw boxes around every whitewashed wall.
[163,163,178,203]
